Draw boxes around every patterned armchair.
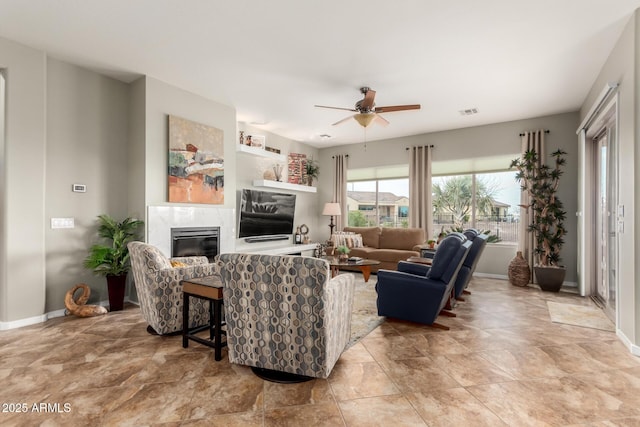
[217,253,355,379]
[128,242,218,335]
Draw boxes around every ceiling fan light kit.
[353,113,376,128]
[315,87,421,128]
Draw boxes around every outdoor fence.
[432,214,519,242]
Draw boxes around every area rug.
[347,275,385,348]
[546,301,615,331]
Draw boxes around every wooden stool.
[181,275,226,361]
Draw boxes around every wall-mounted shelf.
[252,179,317,193]
[236,144,286,162]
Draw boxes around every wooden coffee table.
[323,256,381,283]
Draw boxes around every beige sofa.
[342,226,426,272]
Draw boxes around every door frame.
[576,83,619,325]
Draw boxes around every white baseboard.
[473,272,508,280]
[0,298,138,331]
[0,313,50,331]
[617,329,640,357]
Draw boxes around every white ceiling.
[1,1,639,148]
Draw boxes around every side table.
[406,256,433,266]
[419,247,437,259]
[181,275,226,361]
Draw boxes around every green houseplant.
[305,159,319,186]
[84,214,144,310]
[510,149,567,291]
[336,245,350,261]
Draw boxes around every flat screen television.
[238,189,296,239]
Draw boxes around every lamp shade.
[353,113,376,128]
[322,202,341,216]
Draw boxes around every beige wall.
[236,123,321,246]
[580,11,638,347]
[128,78,146,223]
[0,71,5,321]
[0,37,47,323]
[142,77,237,211]
[44,58,131,311]
[318,112,579,281]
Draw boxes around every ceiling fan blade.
[374,114,390,127]
[361,89,376,111]
[332,115,356,126]
[374,104,421,113]
[315,105,357,112]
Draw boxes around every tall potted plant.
[510,149,567,291]
[84,214,144,311]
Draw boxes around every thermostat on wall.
[72,184,87,193]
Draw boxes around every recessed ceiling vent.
[458,108,479,116]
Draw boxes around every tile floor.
[1,277,640,426]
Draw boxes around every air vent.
[458,108,479,116]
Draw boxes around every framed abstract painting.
[168,115,224,204]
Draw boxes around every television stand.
[234,242,317,257]
[245,235,289,243]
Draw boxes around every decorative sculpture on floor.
[64,284,108,317]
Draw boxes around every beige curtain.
[332,155,348,231]
[408,145,433,238]
[519,130,545,280]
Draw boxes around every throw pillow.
[331,232,363,248]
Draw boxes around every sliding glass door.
[593,122,617,320]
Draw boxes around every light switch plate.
[51,218,75,229]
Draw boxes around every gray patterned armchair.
[128,242,218,335]
[217,253,355,379]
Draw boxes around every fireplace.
[171,227,220,262]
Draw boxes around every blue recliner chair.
[376,233,471,329]
[453,229,489,300]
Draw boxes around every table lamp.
[322,202,341,235]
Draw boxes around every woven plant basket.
[508,251,530,287]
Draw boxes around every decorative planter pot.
[338,254,349,262]
[508,251,530,287]
[533,266,566,292]
[106,273,127,311]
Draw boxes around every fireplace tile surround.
[148,206,235,258]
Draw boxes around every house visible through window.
[347,178,409,228]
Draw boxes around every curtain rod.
[331,155,349,158]
[405,145,434,150]
[519,130,550,136]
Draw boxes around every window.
[432,171,520,243]
[347,178,409,228]
[346,167,520,241]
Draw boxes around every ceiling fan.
[315,87,421,128]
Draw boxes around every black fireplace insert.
[171,227,220,263]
